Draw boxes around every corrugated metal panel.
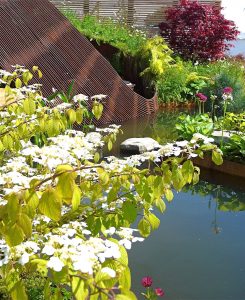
[51,0,221,28]
[0,0,158,125]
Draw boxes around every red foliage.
[159,0,239,61]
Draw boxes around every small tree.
[159,0,239,62]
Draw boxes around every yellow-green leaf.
[39,188,62,221]
[5,223,25,246]
[10,281,28,300]
[71,277,88,300]
[72,185,81,211]
[17,213,32,238]
[15,78,22,88]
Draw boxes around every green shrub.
[195,60,245,112]
[222,134,245,163]
[156,63,189,103]
[63,11,146,56]
[176,114,214,140]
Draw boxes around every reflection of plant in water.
[183,181,245,234]
[212,194,222,235]
[148,111,179,144]
[185,181,245,212]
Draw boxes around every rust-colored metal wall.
[0,0,158,125]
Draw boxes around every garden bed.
[192,155,245,178]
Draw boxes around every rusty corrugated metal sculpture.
[0,0,158,125]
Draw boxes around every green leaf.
[32,66,39,72]
[5,223,25,246]
[108,139,113,151]
[147,212,160,230]
[56,171,77,204]
[76,108,84,124]
[10,281,28,300]
[67,109,77,124]
[165,188,174,202]
[15,78,22,88]
[138,218,151,237]
[115,295,132,300]
[72,185,81,211]
[22,71,33,85]
[94,152,100,163]
[39,188,62,221]
[122,201,137,223]
[119,266,131,291]
[17,213,32,238]
[212,150,223,165]
[155,197,166,213]
[71,277,88,300]
[182,160,194,184]
[172,167,185,191]
[7,193,20,222]
[30,259,48,276]
[50,267,69,284]
[23,98,36,115]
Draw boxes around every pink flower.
[141,276,153,288]
[155,288,165,297]
[223,87,233,94]
[195,93,207,102]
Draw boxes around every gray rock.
[120,138,160,154]
[212,130,239,144]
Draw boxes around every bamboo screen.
[51,0,221,28]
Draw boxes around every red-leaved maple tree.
[159,0,239,61]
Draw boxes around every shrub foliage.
[159,0,239,61]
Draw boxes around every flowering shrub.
[0,66,223,299]
[159,0,239,61]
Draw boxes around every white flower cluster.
[103,226,144,250]
[190,133,214,145]
[0,219,146,276]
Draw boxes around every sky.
[222,0,245,37]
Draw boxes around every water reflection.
[184,181,245,213]
[129,180,245,300]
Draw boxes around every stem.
[221,100,227,148]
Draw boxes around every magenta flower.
[223,87,233,94]
[196,92,207,102]
[155,288,165,297]
[141,276,153,288]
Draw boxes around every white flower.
[176,141,188,147]
[42,245,55,256]
[18,253,29,265]
[101,267,116,278]
[47,257,64,272]
[91,94,107,100]
[66,229,76,237]
[73,94,88,103]
[132,237,144,243]
[82,229,91,235]
[104,227,116,235]
[119,239,132,250]
[73,259,93,274]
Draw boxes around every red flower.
[155,288,165,297]
[223,87,233,94]
[196,93,207,102]
[141,276,153,288]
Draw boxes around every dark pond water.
[113,112,245,300]
[129,181,245,300]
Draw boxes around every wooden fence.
[51,0,221,28]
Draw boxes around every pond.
[129,181,245,300]
[113,112,245,300]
